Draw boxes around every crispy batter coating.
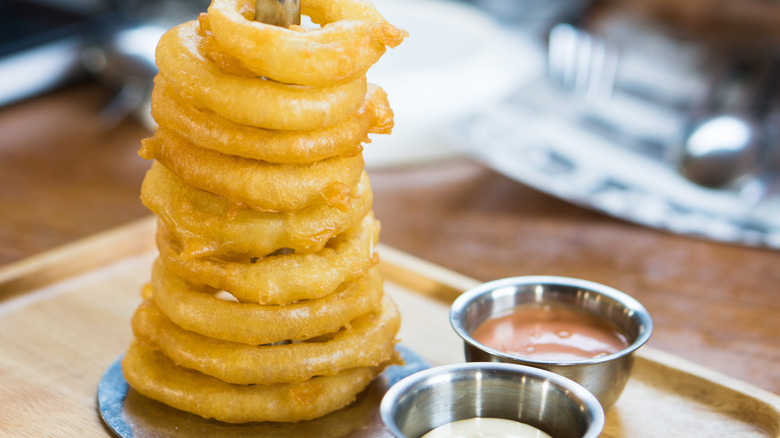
[206,0,406,86]
[122,341,401,423]
[132,294,400,384]
[140,128,365,213]
[141,163,373,257]
[156,20,368,130]
[150,259,384,345]
[157,212,380,304]
[151,78,393,164]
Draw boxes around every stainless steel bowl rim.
[379,361,605,438]
[450,275,653,366]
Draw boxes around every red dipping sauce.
[471,303,629,361]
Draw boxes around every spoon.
[678,58,777,189]
[679,113,765,188]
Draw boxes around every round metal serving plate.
[98,345,429,438]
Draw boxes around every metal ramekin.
[380,361,605,438]
[450,275,653,410]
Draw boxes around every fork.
[547,22,619,99]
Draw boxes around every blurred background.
[1,0,779,250]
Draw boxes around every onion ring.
[139,128,364,213]
[150,258,384,345]
[150,77,393,164]
[206,0,406,86]
[122,341,399,423]
[132,294,400,384]
[141,162,373,257]
[157,212,380,304]
[122,371,385,436]
[156,20,367,130]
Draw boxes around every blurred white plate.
[364,0,543,168]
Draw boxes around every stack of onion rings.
[122,0,406,424]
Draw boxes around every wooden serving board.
[1,216,779,437]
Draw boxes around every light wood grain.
[0,223,778,437]
[0,217,156,303]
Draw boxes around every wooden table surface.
[1,82,779,398]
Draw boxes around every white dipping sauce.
[420,417,553,438]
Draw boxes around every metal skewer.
[255,0,301,26]
[253,0,299,348]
